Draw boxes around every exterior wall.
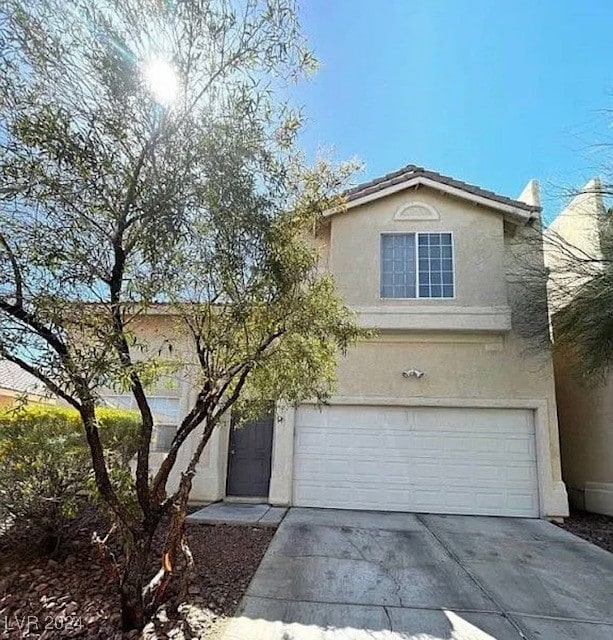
[0,392,19,407]
[315,221,331,273]
[547,179,604,265]
[330,189,508,309]
[546,181,612,515]
[545,179,606,309]
[0,390,55,407]
[0,394,12,407]
[269,331,567,517]
[334,333,552,401]
[553,354,613,515]
[270,185,567,517]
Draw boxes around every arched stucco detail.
[394,200,440,221]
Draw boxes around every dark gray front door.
[226,411,274,498]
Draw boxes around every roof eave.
[324,176,539,225]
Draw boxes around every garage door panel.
[324,405,406,427]
[293,405,539,518]
[295,461,537,481]
[412,461,533,484]
[296,457,537,485]
[507,438,535,456]
[300,431,535,459]
[411,406,532,431]
[507,493,539,511]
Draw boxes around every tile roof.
[344,164,540,213]
[0,360,47,395]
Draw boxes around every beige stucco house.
[546,181,612,516]
[106,164,570,519]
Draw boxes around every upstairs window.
[381,232,454,299]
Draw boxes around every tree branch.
[0,349,80,409]
[0,300,68,357]
[0,231,23,306]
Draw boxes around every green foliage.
[95,407,142,467]
[0,404,139,553]
[0,0,365,416]
[229,274,372,422]
[0,0,368,625]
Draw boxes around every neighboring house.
[0,359,54,407]
[104,164,569,519]
[546,181,613,516]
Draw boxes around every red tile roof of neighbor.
[344,164,540,213]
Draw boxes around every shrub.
[0,404,140,554]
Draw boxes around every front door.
[226,411,274,498]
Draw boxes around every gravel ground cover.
[0,506,274,639]
[556,509,613,553]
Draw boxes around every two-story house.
[107,164,569,519]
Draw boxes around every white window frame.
[380,232,455,300]
[102,394,181,453]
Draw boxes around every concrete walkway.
[186,502,287,527]
[220,508,613,639]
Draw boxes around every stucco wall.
[553,354,613,514]
[545,181,612,514]
[300,184,568,517]
[547,179,604,266]
[554,362,613,485]
[335,333,554,402]
[545,179,606,310]
[0,395,13,407]
[0,390,54,407]
[330,188,508,309]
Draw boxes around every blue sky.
[289,0,612,222]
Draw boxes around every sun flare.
[142,57,179,105]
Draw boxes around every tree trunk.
[120,535,153,631]
[143,479,194,613]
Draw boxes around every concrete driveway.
[220,508,613,640]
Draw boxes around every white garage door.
[293,405,539,517]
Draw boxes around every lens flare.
[142,57,179,105]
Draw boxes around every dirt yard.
[0,507,274,639]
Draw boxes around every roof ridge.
[345,163,422,195]
[344,163,539,213]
